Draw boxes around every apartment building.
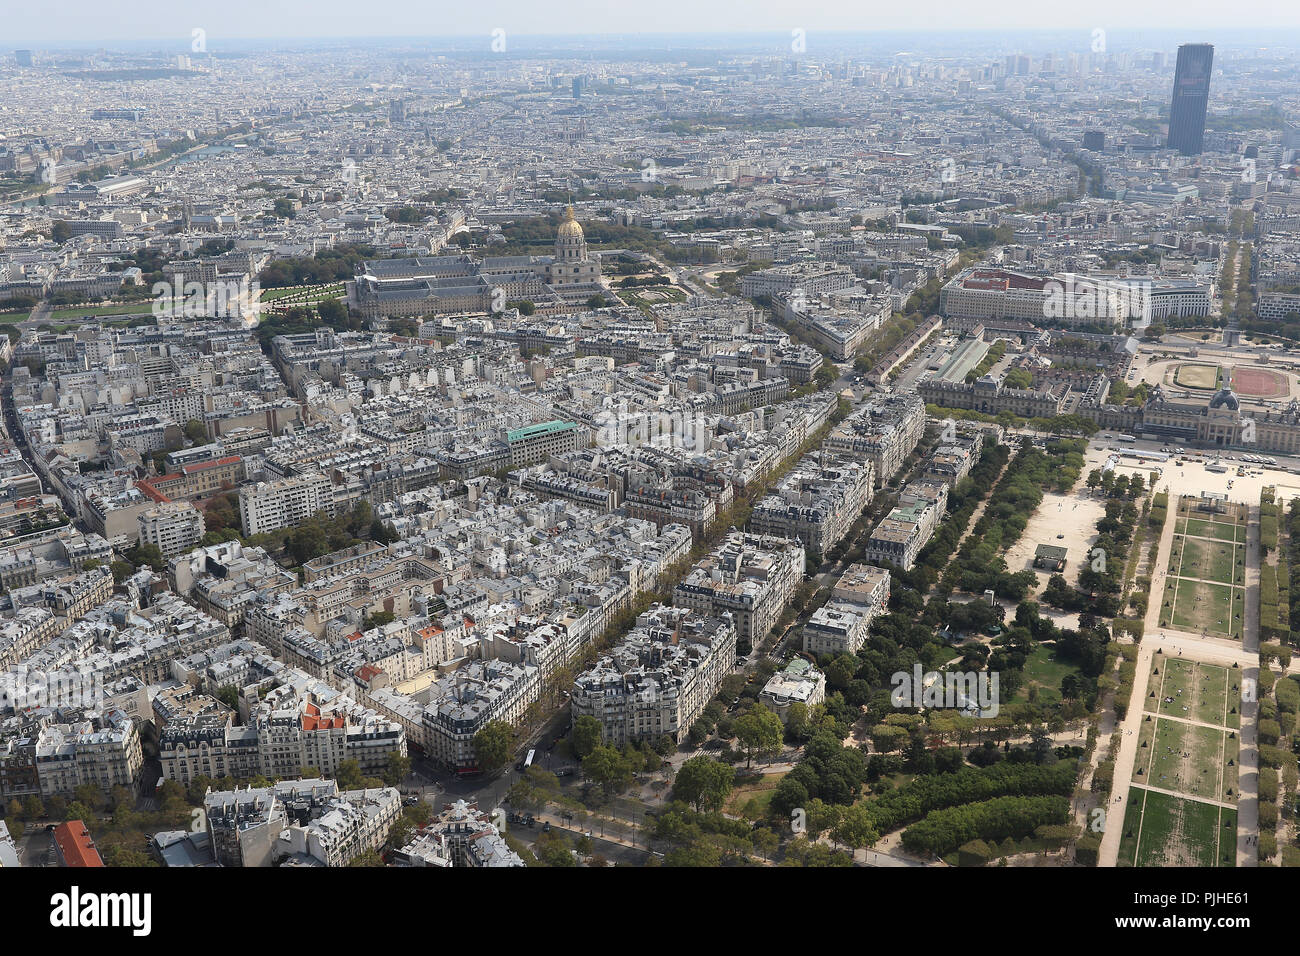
[864,479,949,571]
[278,786,402,867]
[824,393,927,488]
[749,456,873,558]
[238,472,332,536]
[673,531,804,646]
[570,605,736,746]
[393,799,524,867]
[137,501,206,557]
[802,564,890,655]
[421,658,540,772]
[29,708,144,798]
[740,263,857,299]
[504,420,584,468]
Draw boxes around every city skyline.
[6,2,1300,47]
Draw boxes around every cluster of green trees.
[616,273,671,288]
[714,261,770,297]
[941,440,1086,599]
[3,782,191,866]
[770,727,870,816]
[900,794,1071,856]
[1003,367,1034,389]
[852,315,920,376]
[924,405,1099,438]
[1272,495,1300,646]
[894,441,1009,595]
[383,205,436,223]
[491,214,680,261]
[1101,247,1163,269]
[194,491,240,540]
[1238,315,1300,345]
[863,760,1077,835]
[1043,572,1114,618]
[1253,653,1300,863]
[650,799,793,866]
[1234,243,1254,321]
[946,224,1016,249]
[1148,490,1169,528]
[257,244,376,288]
[1107,378,1150,405]
[258,500,382,567]
[471,720,514,771]
[254,298,363,354]
[1013,603,1108,706]
[684,669,782,746]
[1078,498,1140,595]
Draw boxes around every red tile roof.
[53,821,104,868]
[303,714,346,731]
[182,456,241,474]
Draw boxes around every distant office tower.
[1152,51,1166,71]
[1167,43,1214,155]
[14,50,33,67]
[388,98,405,123]
[572,77,583,99]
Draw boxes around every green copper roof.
[507,420,576,443]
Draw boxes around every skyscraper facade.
[1167,43,1214,155]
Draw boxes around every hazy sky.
[12,0,1300,46]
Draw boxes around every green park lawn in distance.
[47,303,155,320]
[1161,505,1247,638]
[1133,717,1234,803]
[1157,659,1242,730]
[1120,789,1236,867]
[725,772,786,819]
[1177,538,1244,587]
[1123,654,1242,868]
[1013,643,1081,708]
[1177,581,1242,638]
[1144,658,1242,729]
[1181,517,1245,543]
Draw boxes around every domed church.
[545,205,603,290]
[352,204,613,318]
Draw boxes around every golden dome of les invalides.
[556,204,584,240]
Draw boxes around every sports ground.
[1228,365,1289,399]
[1163,361,1290,399]
[1171,363,1220,390]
